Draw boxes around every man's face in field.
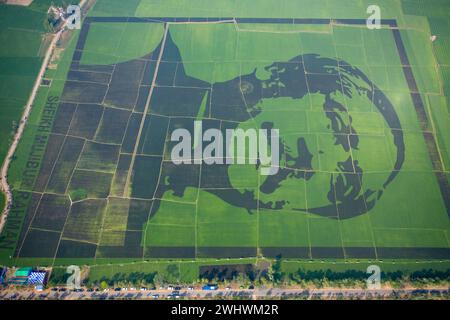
[225,56,403,218]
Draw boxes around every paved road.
[0,287,448,300]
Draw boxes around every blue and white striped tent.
[27,272,46,285]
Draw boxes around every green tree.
[272,255,285,283]
[100,281,108,290]
[166,264,180,282]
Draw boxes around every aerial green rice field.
[0,0,449,280]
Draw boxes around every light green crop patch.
[81,22,164,65]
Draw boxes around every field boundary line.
[29,227,61,233]
[95,197,111,261]
[49,257,450,270]
[330,31,351,260]
[424,94,448,172]
[63,139,87,196]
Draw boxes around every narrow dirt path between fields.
[4,0,34,6]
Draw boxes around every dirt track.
[4,0,34,6]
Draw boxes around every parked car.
[202,284,218,291]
